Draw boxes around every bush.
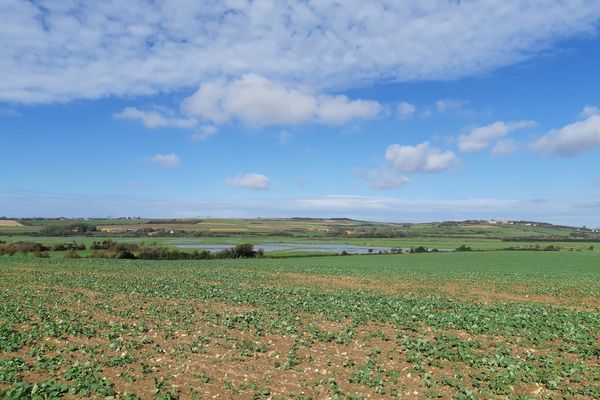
[137,247,212,260]
[51,243,86,251]
[233,243,256,258]
[90,240,137,252]
[215,244,257,259]
[114,250,136,259]
[0,242,50,255]
[64,249,81,259]
[455,245,472,252]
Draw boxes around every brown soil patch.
[265,271,600,310]
[2,282,597,399]
[0,219,23,227]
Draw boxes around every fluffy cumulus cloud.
[385,142,458,174]
[113,107,197,129]
[458,120,536,152]
[182,74,381,126]
[147,153,180,167]
[397,102,416,118]
[226,173,270,190]
[531,108,600,156]
[2,1,600,103]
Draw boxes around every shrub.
[0,242,50,255]
[233,243,256,258]
[114,250,136,259]
[51,243,86,251]
[136,247,213,260]
[455,245,472,252]
[64,249,81,259]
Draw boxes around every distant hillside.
[1,217,599,240]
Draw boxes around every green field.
[2,218,599,260]
[1,235,598,255]
[2,218,598,241]
[1,252,598,399]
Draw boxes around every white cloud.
[357,169,410,190]
[458,120,535,152]
[2,1,600,103]
[226,173,270,190]
[114,107,197,129]
[295,196,519,213]
[279,131,292,144]
[147,153,180,167]
[192,125,218,141]
[580,105,599,118]
[317,95,382,124]
[397,102,416,118]
[182,74,381,126]
[385,142,458,174]
[531,114,600,156]
[491,139,518,157]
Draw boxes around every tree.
[233,244,256,258]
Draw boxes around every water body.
[173,243,407,254]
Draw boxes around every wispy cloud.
[458,120,536,152]
[114,107,197,129]
[491,139,518,157]
[397,102,416,119]
[147,153,181,167]
[191,125,218,142]
[279,131,292,144]
[580,105,599,118]
[2,190,599,226]
[357,168,410,190]
[436,99,466,114]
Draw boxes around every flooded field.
[173,242,400,254]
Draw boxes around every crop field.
[1,252,598,399]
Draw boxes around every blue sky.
[1,1,600,226]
